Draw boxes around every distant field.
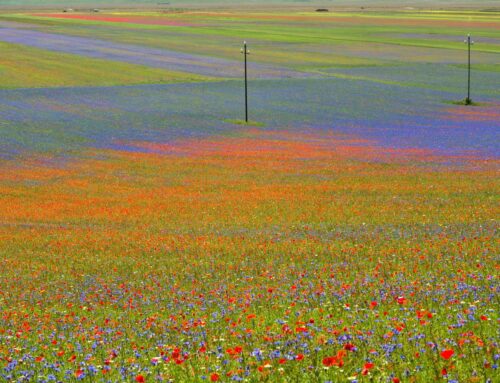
[0,8,498,155]
[1,10,499,79]
[1,0,500,9]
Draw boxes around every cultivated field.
[0,5,498,383]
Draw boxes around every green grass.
[445,98,483,106]
[0,41,212,89]
[451,63,500,72]
[224,119,266,127]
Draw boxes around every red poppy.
[171,349,180,359]
[322,356,338,367]
[210,373,220,382]
[135,375,145,383]
[322,353,344,367]
[344,343,355,351]
[362,362,375,375]
[296,353,304,361]
[392,378,400,383]
[440,349,454,360]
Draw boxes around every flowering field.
[0,6,499,383]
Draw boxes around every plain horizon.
[2,0,500,10]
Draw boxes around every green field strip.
[0,41,213,89]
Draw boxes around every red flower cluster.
[440,349,454,360]
[322,350,346,367]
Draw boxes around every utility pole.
[464,34,474,105]
[241,41,250,122]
